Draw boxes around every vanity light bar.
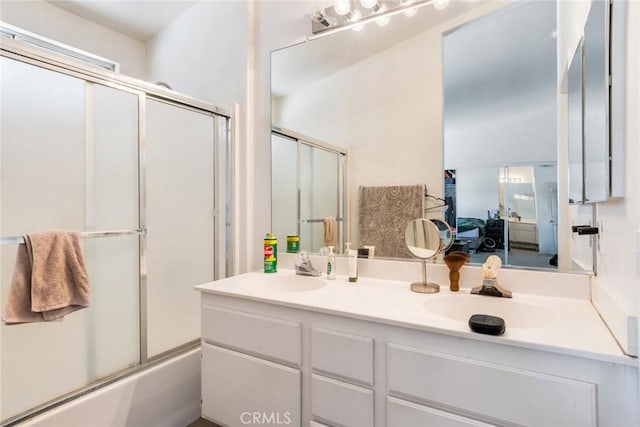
[311,0,442,36]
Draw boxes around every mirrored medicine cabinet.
[567,0,612,205]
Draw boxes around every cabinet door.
[202,344,300,427]
[311,374,373,427]
[387,343,596,426]
[388,397,494,427]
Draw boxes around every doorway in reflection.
[451,165,558,269]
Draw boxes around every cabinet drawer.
[202,343,300,427]
[311,374,374,427]
[311,327,374,385]
[387,343,596,426]
[202,304,301,365]
[387,397,493,427]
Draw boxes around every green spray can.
[264,232,278,273]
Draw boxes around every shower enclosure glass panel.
[300,145,340,252]
[87,84,140,378]
[271,134,299,247]
[90,83,140,231]
[271,132,346,254]
[146,99,215,358]
[0,58,140,418]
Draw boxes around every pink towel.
[323,217,337,248]
[3,231,91,324]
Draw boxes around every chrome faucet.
[295,252,322,277]
[471,278,512,298]
[471,255,512,298]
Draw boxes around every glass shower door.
[299,145,341,252]
[0,58,140,419]
[145,99,215,358]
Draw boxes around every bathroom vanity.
[195,267,638,427]
[508,220,538,249]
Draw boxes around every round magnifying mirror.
[405,219,442,259]
[430,219,454,253]
[405,219,442,293]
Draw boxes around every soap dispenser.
[345,242,358,283]
[326,246,336,280]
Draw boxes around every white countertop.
[195,269,633,365]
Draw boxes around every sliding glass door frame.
[1,38,232,426]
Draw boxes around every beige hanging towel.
[359,184,425,258]
[323,217,338,248]
[3,231,91,324]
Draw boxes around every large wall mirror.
[270,0,598,272]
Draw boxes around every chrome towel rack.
[299,218,343,224]
[0,229,146,245]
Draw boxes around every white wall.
[145,1,247,110]
[445,101,557,169]
[145,0,249,274]
[455,168,499,222]
[275,28,443,246]
[558,0,640,356]
[590,0,640,356]
[0,0,146,78]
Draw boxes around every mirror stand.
[410,260,440,294]
[406,218,453,294]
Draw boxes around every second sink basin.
[424,295,556,329]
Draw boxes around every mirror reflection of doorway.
[449,165,558,269]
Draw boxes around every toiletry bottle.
[264,232,278,273]
[346,242,358,283]
[287,235,300,253]
[326,246,336,280]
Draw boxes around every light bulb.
[334,0,351,16]
[360,0,378,9]
[350,10,365,31]
[433,0,449,10]
[376,6,390,26]
[404,7,418,17]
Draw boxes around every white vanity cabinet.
[508,221,538,249]
[199,288,638,427]
[310,327,375,426]
[386,343,595,426]
[200,302,303,426]
[201,344,301,426]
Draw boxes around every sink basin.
[424,295,556,329]
[237,274,327,293]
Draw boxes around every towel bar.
[0,229,146,245]
[300,218,343,224]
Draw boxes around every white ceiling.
[47,0,198,41]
